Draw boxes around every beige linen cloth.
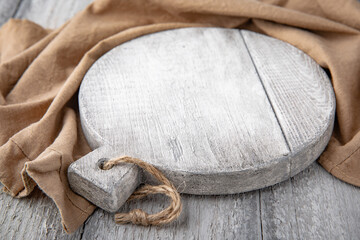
[0,0,359,233]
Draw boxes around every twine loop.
[102,156,182,226]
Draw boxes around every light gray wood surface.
[0,183,82,240]
[13,0,90,28]
[69,145,142,212]
[0,0,21,26]
[80,163,360,240]
[241,31,335,177]
[69,27,334,210]
[0,1,359,240]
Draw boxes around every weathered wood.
[260,162,360,240]
[82,190,262,240]
[68,145,142,212]
[1,1,360,240]
[0,0,21,26]
[0,184,81,240]
[241,31,336,177]
[82,162,360,240]
[14,0,91,28]
[71,28,335,212]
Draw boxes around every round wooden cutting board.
[68,28,335,212]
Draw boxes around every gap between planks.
[239,30,292,154]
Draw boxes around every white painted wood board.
[69,27,335,211]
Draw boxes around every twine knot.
[102,156,182,226]
[116,209,150,226]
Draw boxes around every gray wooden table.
[1,1,359,239]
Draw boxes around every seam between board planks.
[239,30,292,154]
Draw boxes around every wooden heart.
[68,28,335,212]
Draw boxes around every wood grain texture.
[14,0,91,28]
[80,163,360,240]
[260,163,360,240]
[1,1,360,240]
[82,190,262,240]
[68,145,142,212]
[75,27,335,197]
[80,28,290,171]
[0,0,21,26]
[0,184,82,240]
[241,31,336,177]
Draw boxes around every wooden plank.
[260,162,360,239]
[241,31,335,150]
[74,28,334,206]
[241,31,335,177]
[0,184,81,240]
[76,162,360,240]
[14,0,91,28]
[0,0,21,26]
[82,190,262,240]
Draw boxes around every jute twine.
[102,156,182,226]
